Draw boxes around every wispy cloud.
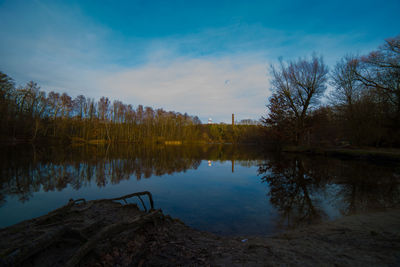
[101,55,270,122]
[0,0,396,122]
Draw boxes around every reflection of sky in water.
[1,160,278,235]
[1,148,399,236]
[323,184,346,219]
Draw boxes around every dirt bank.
[0,193,399,266]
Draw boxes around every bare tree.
[356,35,400,121]
[73,95,86,119]
[0,72,15,136]
[60,93,72,119]
[269,55,328,144]
[330,55,362,107]
[98,96,110,121]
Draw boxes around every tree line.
[0,74,203,143]
[0,72,264,144]
[263,35,400,147]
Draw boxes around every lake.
[0,144,399,236]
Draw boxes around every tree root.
[96,191,154,210]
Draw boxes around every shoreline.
[282,145,400,162]
[1,194,399,266]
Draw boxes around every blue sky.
[0,0,399,122]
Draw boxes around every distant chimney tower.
[232,114,234,126]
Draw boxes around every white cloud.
[0,1,273,123]
[100,55,271,122]
[0,0,387,123]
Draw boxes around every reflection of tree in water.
[259,153,400,229]
[331,162,400,215]
[258,155,330,229]
[0,194,5,208]
[0,144,265,205]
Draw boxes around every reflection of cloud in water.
[0,144,264,204]
[0,144,399,234]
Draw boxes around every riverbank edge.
[282,145,400,161]
[1,198,399,266]
[0,136,263,147]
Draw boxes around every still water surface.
[0,144,399,235]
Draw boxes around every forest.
[0,73,262,145]
[263,35,400,148]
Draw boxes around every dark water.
[0,144,399,236]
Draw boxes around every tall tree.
[262,93,295,143]
[330,55,362,107]
[329,55,364,144]
[268,55,328,144]
[0,72,15,136]
[73,95,86,119]
[356,35,400,129]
